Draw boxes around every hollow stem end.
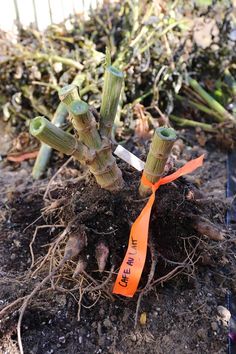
[59,84,79,105]
[107,65,124,78]
[69,100,89,116]
[30,116,46,137]
[155,127,177,141]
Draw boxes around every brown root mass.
[31,161,228,289]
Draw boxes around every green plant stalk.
[69,101,101,149]
[169,114,216,132]
[32,144,52,179]
[59,84,80,106]
[66,99,124,192]
[32,82,98,97]
[32,103,68,179]
[113,3,154,67]
[139,127,177,196]
[32,52,83,70]
[80,84,99,97]
[30,116,89,161]
[32,74,85,179]
[175,94,222,122]
[100,66,124,138]
[182,84,207,105]
[188,78,235,122]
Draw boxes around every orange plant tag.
[113,155,204,297]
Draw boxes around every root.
[134,236,202,327]
[95,242,109,272]
[84,265,115,293]
[30,227,68,277]
[0,297,26,319]
[76,266,115,320]
[17,220,114,351]
[82,270,115,301]
[0,288,52,320]
[188,214,226,241]
[17,258,68,354]
[18,225,86,354]
[152,240,201,287]
[29,224,64,269]
[43,157,89,202]
[43,156,73,201]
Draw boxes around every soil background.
[0,130,235,354]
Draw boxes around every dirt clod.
[217,306,231,323]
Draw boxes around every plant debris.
[0,1,236,164]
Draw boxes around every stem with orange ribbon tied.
[113,127,204,297]
[139,127,177,196]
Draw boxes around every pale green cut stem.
[139,127,177,196]
[30,116,87,161]
[32,144,53,179]
[32,75,84,179]
[189,77,235,123]
[59,84,80,106]
[32,52,83,70]
[170,114,216,133]
[100,65,124,138]
[66,100,124,192]
[175,94,222,122]
[68,100,102,149]
[32,103,68,179]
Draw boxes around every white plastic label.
[114,145,145,171]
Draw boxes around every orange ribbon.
[113,154,204,297]
[7,150,39,162]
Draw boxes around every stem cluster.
[30,65,124,192]
[30,65,177,194]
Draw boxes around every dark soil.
[0,135,236,354]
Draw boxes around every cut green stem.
[100,66,124,138]
[30,116,88,161]
[32,74,85,179]
[188,77,235,123]
[169,114,216,132]
[59,84,80,106]
[66,99,124,191]
[175,94,222,122]
[32,103,68,179]
[69,100,101,149]
[139,127,177,196]
[32,52,83,70]
[32,144,52,180]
